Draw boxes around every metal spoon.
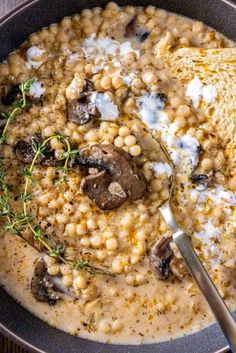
[132,122,236,352]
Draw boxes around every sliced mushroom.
[125,17,150,42]
[190,171,215,189]
[150,236,173,280]
[1,84,21,106]
[14,134,62,166]
[1,83,40,106]
[67,79,99,125]
[150,236,188,280]
[190,174,208,185]
[31,258,62,305]
[81,171,127,210]
[15,134,43,164]
[170,257,189,280]
[78,144,149,210]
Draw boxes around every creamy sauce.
[25,46,45,69]
[0,235,213,344]
[186,76,217,108]
[95,93,119,121]
[152,162,173,177]
[29,81,45,98]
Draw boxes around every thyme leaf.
[50,244,65,258]
[0,78,35,143]
[33,226,46,240]
[20,191,32,202]
[19,167,32,178]
[73,260,114,277]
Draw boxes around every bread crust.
[164,47,236,174]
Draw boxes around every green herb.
[32,142,47,155]
[19,167,33,178]
[0,80,114,278]
[62,149,80,160]
[0,79,35,143]
[50,244,65,258]
[73,259,114,277]
[5,213,32,235]
[33,226,46,240]
[0,194,11,216]
[21,191,32,202]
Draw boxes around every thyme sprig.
[0,80,114,277]
[21,133,72,264]
[0,79,35,144]
[73,260,114,277]
[0,166,31,235]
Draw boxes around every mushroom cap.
[78,144,149,210]
[67,79,99,125]
[14,134,63,166]
[81,170,127,210]
[15,134,44,164]
[150,236,173,280]
[149,236,188,280]
[1,83,41,106]
[31,258,61,305]
[1,84,21,106]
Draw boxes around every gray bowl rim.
[0,0,235,352]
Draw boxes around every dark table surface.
[0,1,234,352]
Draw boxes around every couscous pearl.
[114,136,124,148]
[136,230,146,241]
[112,259,123,273]
[228,176,236,191]
[124,135,136,147]
[118,126,130,137]
[100,76,112,90]
[90,235,102,247]
[106,237,118,250]
[112,76,123,89]
[44,255,57,266]
[47,264,60,276]
[62,274,73,287]
[60,265,72,275]
[73,275,87,289]
[65,223,76,236]
[201,158,213,171]
[125,274,135,285]
[80,237,90,246]
[121,215,132,228]
[129,145,142,156]
[103,230,114,239]
[76,224,86,235]
[130,254,140,264]
[86,129,99,142]
[87,219,97,230]
[135,273,146,285]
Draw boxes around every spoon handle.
[173,229,236,352]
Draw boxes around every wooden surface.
[0,1,30,351]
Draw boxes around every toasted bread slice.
[164,47,236,174]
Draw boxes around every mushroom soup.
[0,2,236,344]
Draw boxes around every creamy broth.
[0,2,236,344]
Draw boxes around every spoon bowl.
[131,120,236,352]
